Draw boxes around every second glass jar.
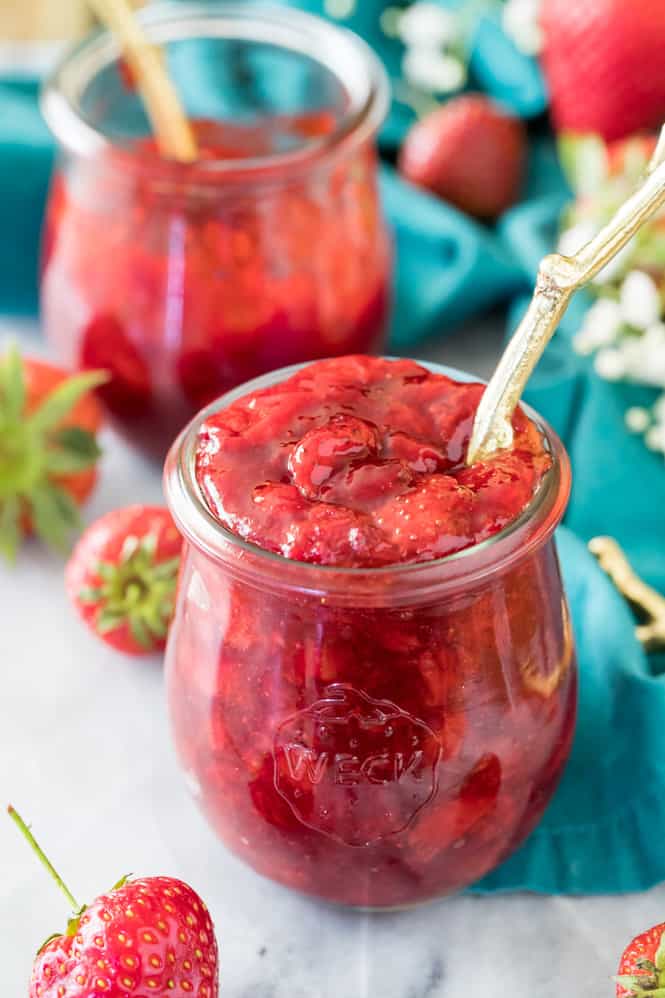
[40,2,391,455]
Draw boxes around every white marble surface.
[2,318,665,997]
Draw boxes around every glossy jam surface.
[196,356,552,566]
[42,119,390,457]
[167,357,575,908]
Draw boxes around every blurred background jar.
[40,2,392,457]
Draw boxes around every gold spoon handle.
[466,124,665,466]
[589,537,665,652]
[86,0,198,163]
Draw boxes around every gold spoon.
[466,126,665,466]
[86,0,198,162]
[589,537,665,652]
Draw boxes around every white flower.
[636,354,665,389]
[619,270,661,329]
[625,407,651,433]
[573,298,622,355]
[645,424,665,453]
[618,328,665,387]
[642,321,665,348]
[558,221,598,258]
[398,3,459,48]
[502,0,544,56]
[560,225,636,284]
[402,47,467,94]
[324,0,356,17]
[594,348,626,381]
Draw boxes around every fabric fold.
[473,527,665,895]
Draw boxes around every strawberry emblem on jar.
[273,685,442,847]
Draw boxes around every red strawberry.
[8,806,219,998]
[0,346,106,562]
[540,0,665,141]
[398,94,527,220]
[66,505,182,655]
[615,921,665,996]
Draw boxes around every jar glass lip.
[40,1,390,180]
[164,358,572,600]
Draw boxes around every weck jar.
[163,358,577,909]
[40,2,391,456]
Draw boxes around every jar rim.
[40,0,390,182]
[163,358,572,603]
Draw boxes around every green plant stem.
[8,805,81,912]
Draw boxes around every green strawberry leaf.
[120,535,141,562]
[0,495,21,564]
[54,426,102,460]
[45,428,103,474]
[65,908,87,938]
[29,370,108,434]
[37,932,63,956]
[96,561,118,582]
[78,586,103,604]
[110,875,131,891]
[96,608,125,634]
[152,556,181,580]
[558,132,608,196]
[129,615,154,649]
[141,533,157,559]
[0,344,26,421]
[655,932,665,972]
[30,485,81,553]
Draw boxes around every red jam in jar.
[165,356,577,908]
[41,6,390,456]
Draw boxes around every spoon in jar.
[466,125,665,466]
[86,0,198,162]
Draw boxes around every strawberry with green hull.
[0,347,106,562]
[66,505,182,655]
[8,806,219,998]
[615,922,665,997]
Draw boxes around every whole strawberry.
[398,94,526,220]
[66,505,182,655]
[615,920,665,996]
[0,345,106,562]
[8,807,219,998]
[540,0,665,141]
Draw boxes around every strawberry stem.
[8,805,81,912]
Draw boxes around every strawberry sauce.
[196,356,552,566]
[41,119,390,457]
[166,356,576,907]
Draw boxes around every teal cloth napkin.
[474,525,664,895]
[0,81,53,314]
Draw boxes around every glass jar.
[40,3,391,457]
[163,361,577,909]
